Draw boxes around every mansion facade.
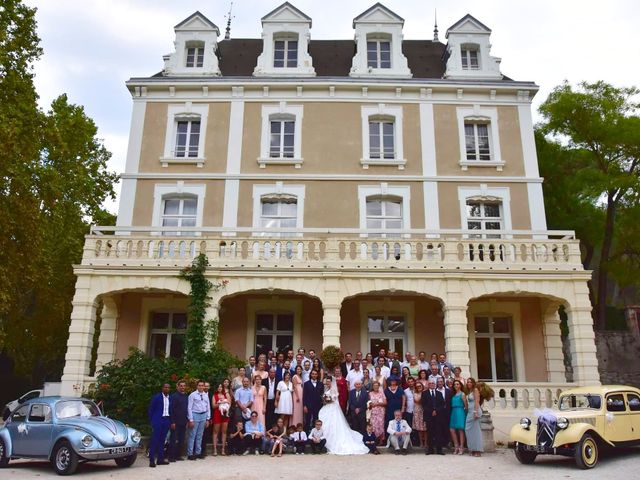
[61,2,599,435]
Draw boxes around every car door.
[604,393,631,443]
[625,392,640,441]
[6,404,31,456]
[25,403,54,457]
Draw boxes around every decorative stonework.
[163,12,221,77]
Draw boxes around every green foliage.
[321,345,344,372]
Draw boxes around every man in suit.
[148,383,172,468]
[339,352,353,378]
[169,380,188,462]
[275,359,292,384]
[302,369,324,432]
[422,379,446,455]
[347,380,369,435]
[245,356,257,380]
[261,368,278,430]
[436,377,452,449]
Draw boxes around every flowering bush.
[321,345,344,372]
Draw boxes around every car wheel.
[0,438,9,468]
[574,433,598,469]
[515,446,537,465]
[114,452,137,468]
[52,440,79,476]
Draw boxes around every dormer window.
[367,37,391,69]
[274,36,298,68]
[461,46,479,70]
[185,42,205,68]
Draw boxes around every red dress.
[212,392,230,424]
[335,376,348,413]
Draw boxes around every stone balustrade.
[484,382,574,412]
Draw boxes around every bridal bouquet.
[323,392,334,404]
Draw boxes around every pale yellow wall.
[114,293,141,360]
[519,298,547,383]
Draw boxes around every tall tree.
[539,81,640,330]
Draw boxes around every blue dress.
[465,393,483,452]
[450,392,466,430]
[384,387,404,426]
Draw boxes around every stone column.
[443,305,471,378]
[566,293,600,385]
[95,296,119,373]
[322,304,341,349]
[542,301,567,383]
[60,276,98,396]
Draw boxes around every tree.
[539,81,640,330]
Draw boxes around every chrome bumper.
[76,445,138,460]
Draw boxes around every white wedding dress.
[318,385,369,455]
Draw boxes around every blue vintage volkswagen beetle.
[0,396,140,475]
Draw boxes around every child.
[266,418,286,457]
[217,396,230,417]
[363,423,379,454]
[291,423,308,454]
[229,421,246,455]
[285,426,297,454]
[308,419,326,454]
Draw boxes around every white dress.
[275,380,293,415]
[318,387,369,455]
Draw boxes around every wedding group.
[147,347,488,467]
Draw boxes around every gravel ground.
[1,446,639,479]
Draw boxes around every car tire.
[114,452,137,468]
[515,446,537,465]
[0,438,10,468]
[51,440,79,476]
[574,433,598,469]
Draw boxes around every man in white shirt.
[186,381,211,460]
[301,360,313,383]
[401,351,412,369]
[418,351,430,371]
[403,377,415,430]
[345,360,364,390]
[376,357,391,379]
[387,409,412,454]
[428,363,443,384]
[361,358,374,377]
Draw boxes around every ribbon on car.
[533,408,557,423]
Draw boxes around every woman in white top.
[275,370,294,428]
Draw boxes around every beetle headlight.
[131,430,141,443]
[557,417,569,429]
[81,434,93,447]
[519,417,531,430]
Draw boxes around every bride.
[318,377,369,455]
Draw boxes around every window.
[255,313,293,356]
[185,44,205,68]
[465,123,491,162]
[475,316,515,382]
[461,47,479,70]
[368,314,406,357]
[260,196,297,231]
[149,312,188,358]
[606,394,626,412]
[367,39,391,69]
[369,119,395,159]
[28,404,52,423]
[274,38,298,68]
[174,119,200,158]
[466,201,502,238]
[628,393,640,412]
[269,118,295,158]
[366,196,403,231]
[161,196,197,235]
[11,405,30,423]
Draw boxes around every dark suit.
[421,389,446,453]
[347,388,369,434]
[262,377,278,430]
[275,365,292,384]
[148,393,171,464]
[302,379,324,432]
[340,362,353,378]
[169,391,188,460]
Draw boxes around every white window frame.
[460,45,480,70]
[252,183,305,235]
[464,122,492,162]
[273,35,299,68]
[160,195,198,235]
[456,106,503,171]
[464,200,504,239]
[254,311,295,357]
[473,315,516,382]
[458,185,512,239]
[268,116,296,159]
[358,184,410,237]
[366,313,407,357]
[148,311,188,359]
[366,37,392,69]
[162,103,209,167]
[152,183,206,235]
[259,103,303,168]
[361,104,405,169]
[185,42,205,68]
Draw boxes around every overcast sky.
[24,0,640,214]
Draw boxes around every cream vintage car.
[510,385,640,469]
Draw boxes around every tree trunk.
[595,193,618,330]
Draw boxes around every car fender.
[554,424,614,448]
[49,427,93,459]
[0,428,14,457]
[510,423,536,445]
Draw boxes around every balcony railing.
[484,382,574,412]
[81,227,585,271]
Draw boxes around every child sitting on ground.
[291,423,308,454]
[308,419,326,454]
[229,421,245,455]
[363,423,379,454]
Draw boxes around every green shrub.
[321,345,344,372]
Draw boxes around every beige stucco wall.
[114,293,142,360]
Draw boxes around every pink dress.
[369,390,386,439]
[252,385,266,429]
[292,374,304,426]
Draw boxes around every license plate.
[525,445,547,453]
[109,447,132,454]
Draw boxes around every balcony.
[82,227,585,272]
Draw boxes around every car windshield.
[559,394,602,410]
[55,400,101,419]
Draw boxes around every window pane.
[483,204,500,217]
[152,312,170,330]
[493,317,510,334]
[606,394,626,412]
[368,316,384,333]
[466,203,481,217]
[379,41,390,52]
[256,335,273,357]
[485,222,501,230]
[283,121,295,134]
[271,121,281,134]
[467,221,481,230]
[150,333,167,358]
[164,199,180,215]
[366,200,382,216]
[169,334,185,358]
[280,202,297,217]
[469,50,479,68]
[11,405,30,423]
[262,202,278,216]
[180,218,196,228]
[162,218,179,227]
[385,220,402,229]
[275,335,293,354]
[475,316,490,333]
[28,404,51,422]
[277,314,294,331]
[173,313,188,330]
[256,314,274,331]
[475,337,492,380]
[280,218,297,228]
[370,338,389,357]
[261,218,278,229]
[182,198,197,215]
[366,219,382,229]
[393,338,404,358]
[385,200,401,217]
[628,393,640,412]
[387,316,405,332]
[494,338,514,381]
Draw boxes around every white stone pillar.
[443,305,471,378]
[95,296,118,373]
[322,305,341,349]
[61,277,98,396]
[542,302,566,383]
[566,298,600,385]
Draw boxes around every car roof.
[561,385,640,396]
[21,396,95,406]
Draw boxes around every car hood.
[57,416,129,446]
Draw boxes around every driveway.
[1,446,638,479]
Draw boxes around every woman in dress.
[368,381,386,445]
[231,367,246,393]
[408,354,421,377]
[292,365,304,427]
[252,375,267,430]
[275,370,294,428]
[373,365,386,390]
[401,366,411,389]
[332,367,348,413]
[265,417,287,457]
[412,381,427,448]
[453,366,465,386]
[312,358,324,381]
[361,368,373,392]
[222,378,232,395]
[383,377,405,435]
[255,360,269,381]
[212,383,232,456]
[450,379,467,454]
[416,369,429,389]
[465,377,483,457]
[317,377,369,455]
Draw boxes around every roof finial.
[224,1,234,40]
[433,9,439,42]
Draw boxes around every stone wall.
[595,331,640,387]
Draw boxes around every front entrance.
[367,314,406,357]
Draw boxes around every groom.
[303,369,324,432]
